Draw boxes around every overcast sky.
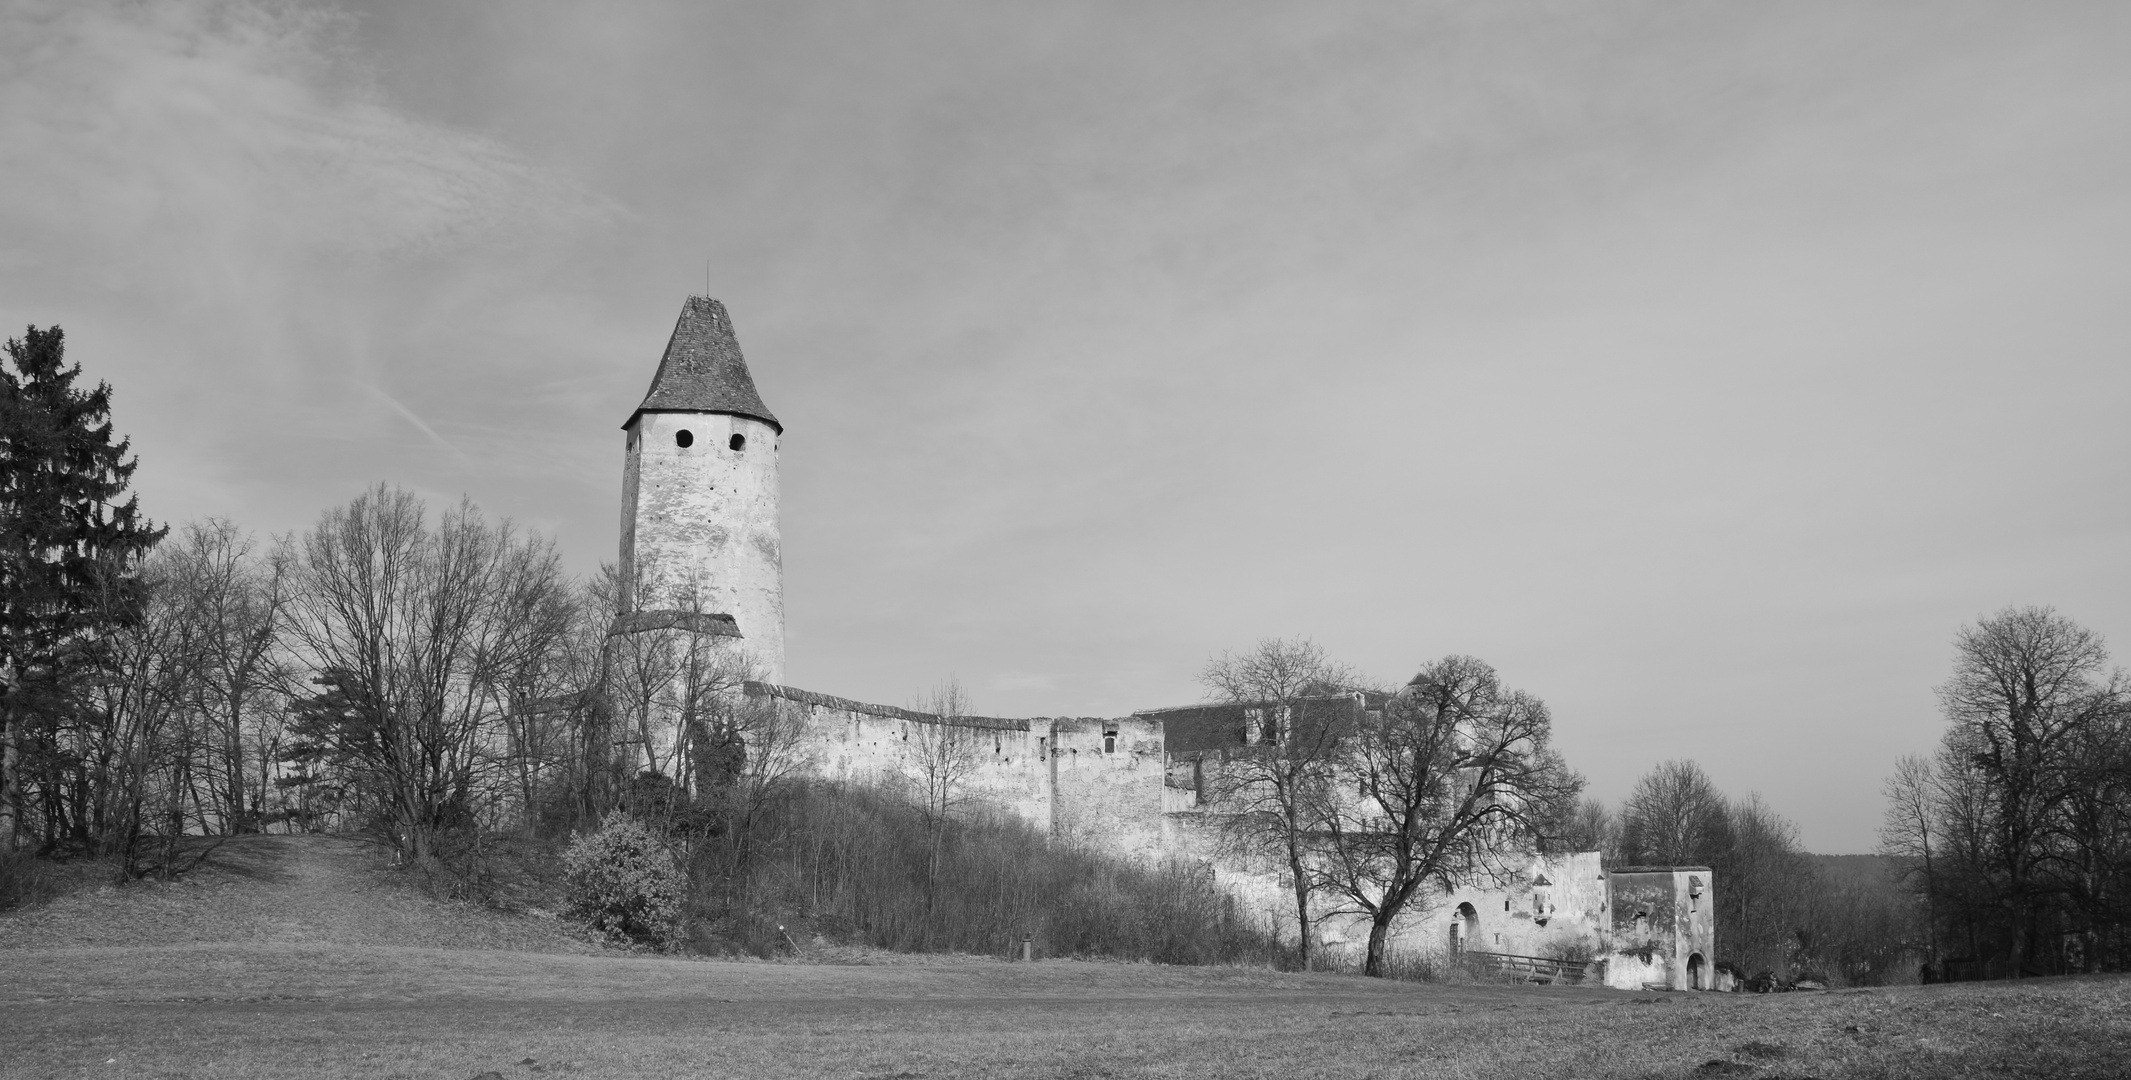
[4,1,2127,852]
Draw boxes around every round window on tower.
[729,433,746,452]
[675,429,694,448]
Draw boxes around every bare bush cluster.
[689,778,1280,964]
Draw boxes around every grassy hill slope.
[0,833,590,954]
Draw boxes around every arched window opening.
[675,429,694,448]
[1688,952,1706,990]
[729,433,746,451]
[1103,730,1118,754]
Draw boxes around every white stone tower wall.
[620,409,785,683]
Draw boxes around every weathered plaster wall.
[746,683,1046,825]
[1675,869,1717,987]
[1603,868,1716,990]
[622,410,784,682]
[1049,717,1167,862]
[744,684,1168,858]
[1425,852,1608,959]
[1153,811,1306,942]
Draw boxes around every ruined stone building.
[611,296,1718,990]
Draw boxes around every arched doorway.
[1449,902,1480,953]
[1687,952,1706,990]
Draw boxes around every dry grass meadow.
[3,836,2127,1080]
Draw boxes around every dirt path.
[0,834,590,953]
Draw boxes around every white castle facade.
[612,296,1719,991]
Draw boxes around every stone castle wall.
[743,683,1167,861]
[734,681,1718,989]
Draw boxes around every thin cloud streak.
[360,383,471,468]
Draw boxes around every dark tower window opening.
[1103,730,1118,754]
[729,433,746,451]
[675,429,694,448]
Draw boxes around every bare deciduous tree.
[499,571,614,834]
[906,677,984,892]
[1619,759,1730,866]
[1939,605,2122,976]
[163,520,294,834]
[688,685,814,906]
[1719,791,1808,974]
[1618,759,1813,974]
[2057,704,2131,970]
[1315,655,1581,977]
[602,567,689,784]
[1876,606,2131,978]
[283,486,573,865]
[1547,795,1619,861]
[906,679,981,825]
[1880,752,1942,960]
[74,553,201,875]
[1198,636,1359,968]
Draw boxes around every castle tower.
[619,296,785,683]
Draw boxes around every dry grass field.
[3,837,2127,1080]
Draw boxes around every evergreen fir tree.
[0,326,165,849]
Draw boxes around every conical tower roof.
[624,296,782,432]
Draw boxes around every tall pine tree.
[0,326,164,849]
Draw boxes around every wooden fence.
[1461,949,1597,986]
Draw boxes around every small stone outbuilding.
[1600,866,1718,990]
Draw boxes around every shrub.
[561,818,685,950]
[0,849,62,911]
[1371,946,1454,983]
[1545,937,1599,965]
